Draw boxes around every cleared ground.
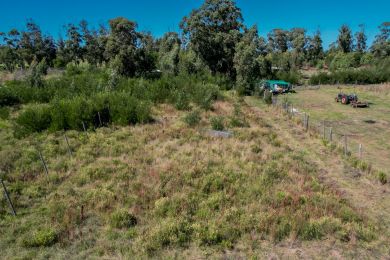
[283,84,390,172]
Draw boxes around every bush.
[275,71,301,85]
[183,109,201,127]
[16,92,153,135]
[299,221,324,240]
[0,107,10,120]
[378,172,388,185]
[309,65,390,85]
[229,103,249,128]
[110,210,137,229]
[193,83,219,110]
[173,90,191,110]
[263,90,273,105]
[0,87,20,107]
[22,227,58,247]
[210,116,225,131]
[15,104,52,137]
[145,218,192,254]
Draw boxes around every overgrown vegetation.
[0,0,389,258]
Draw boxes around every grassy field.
[1,94,389,258]
[283,84,390,172]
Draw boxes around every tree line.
[1,0,389,92]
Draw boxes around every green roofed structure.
[257,80,292,94]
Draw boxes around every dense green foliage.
[1,1,388,92]
[309,58,390,84]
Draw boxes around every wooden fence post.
[64,133,73,157]
[359,144,363,159]
[1,179,16,216]
[344,135,348,156]
[82,121,88,137]
[323,121,326,139]
[98,112,102,126]
[329,128,333,142]
[305,114,309,132]
[38,148,49,177]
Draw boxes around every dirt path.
[245,99,390,240]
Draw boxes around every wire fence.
[271,96,370,161]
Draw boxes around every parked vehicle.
[258,80,292,94]
[335,93,369,108]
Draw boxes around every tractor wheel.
[341,97,347,104]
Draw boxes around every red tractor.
[335,93,368,108]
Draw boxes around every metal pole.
[64,133,73,157]
[38,149,49,177]
[1,179,16,216]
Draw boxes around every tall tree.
[180,0,244,78]
[289,28,307,53]
[307,30,323,62]
[64,23,83,63]
[289,28,307,68]
[371,22,390,58]
[80,20,107,65]
[267,29,289,53]
[157,32,181,74]
[18,20,56,66]
[105,17,139,76]
[0,29,22,70]
[337,24,353,53]
[234,25,260,95]
[355,24,367,52]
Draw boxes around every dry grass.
[0,97,388,258]
[285,84,390,172]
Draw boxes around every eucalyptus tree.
[181,0,245,79]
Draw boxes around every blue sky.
[1,0,389,48]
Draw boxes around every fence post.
[64,133,73,157]
[82,121,88,137]
[38,148,49,177]
[329,128,333,142]
[323,121,326,139]
[359,144,363,159]
[98,112,102,126]
[1,179,16,216]
[344,135,348,156]
[305,114,309,132]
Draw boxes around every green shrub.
[263,90,273,105]
[145,218,193,254]
[273,217,291,241]
[16,92,153,135]
[299,221,324,240]
[0,107,10,120]
[378,172,388,185]
[229,103,249,128]
[22,227,58,247]
[110,210,137,229]
[210,116,225,131]
[173,90,191,110]
[183,109,201,127]
[0,87,20,107]
[275,70,301,85]
[15,105,52,137]
[193,83,219,110]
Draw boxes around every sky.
[1,0,389,48]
